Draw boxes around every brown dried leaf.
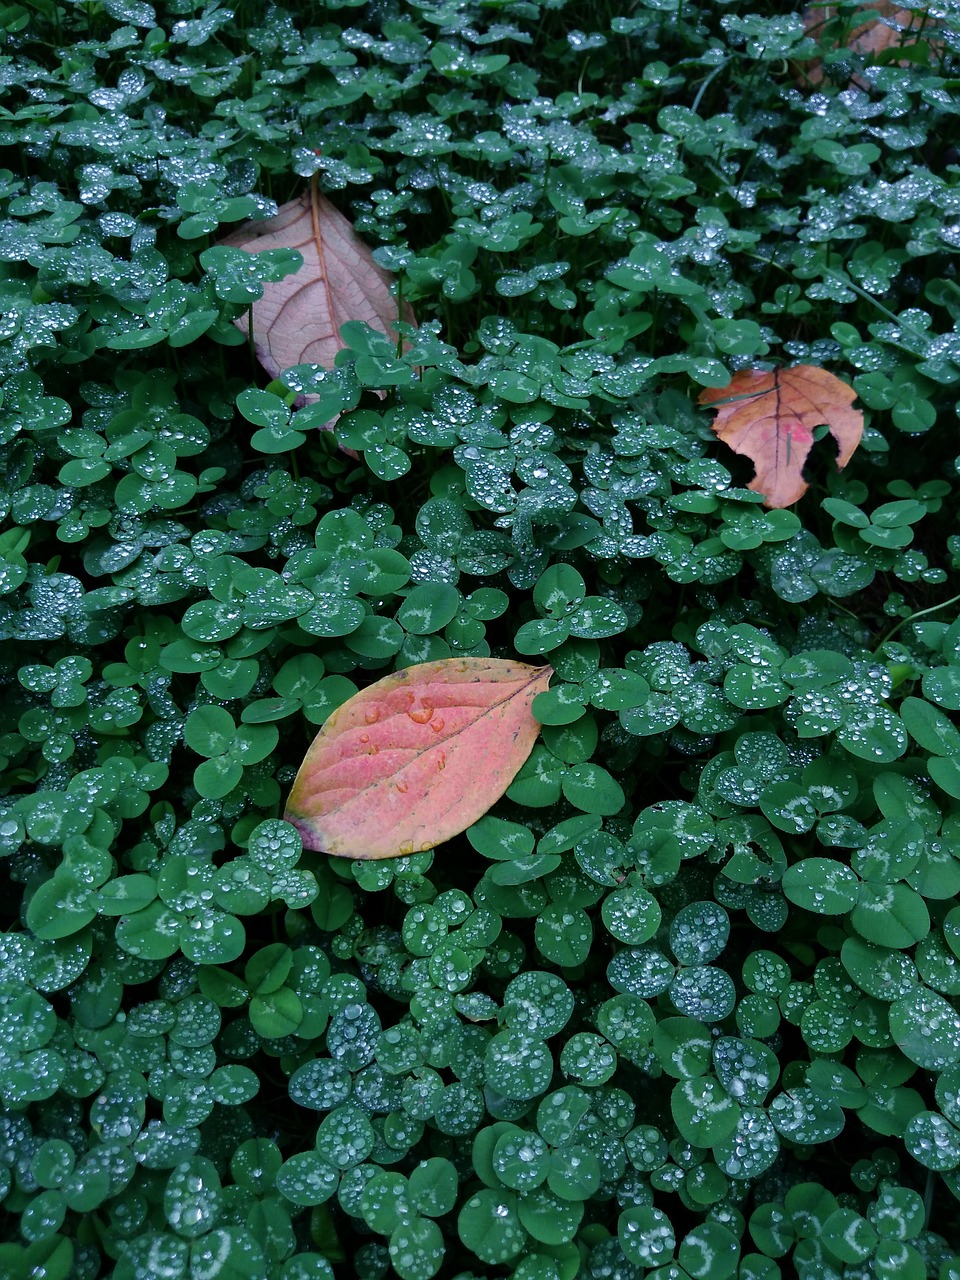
[698,365,864,508]
[798,2,941,86]
[220,180,415,383]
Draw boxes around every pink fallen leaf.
[698,365,863,508]
[220,177,416,390]
[284,658,553,860]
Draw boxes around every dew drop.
[364,708,379,725]
[396,780,409,793]
[431,717,445,732]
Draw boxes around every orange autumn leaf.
[220,177,416,389]
[284,658,553,860]
[699,365,864,508]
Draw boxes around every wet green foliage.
[3,0,960,1276]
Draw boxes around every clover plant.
[3,0,960,1278]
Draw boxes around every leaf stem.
[690,62,725,117]
[826,596,861,625]
[826,272,911,331]
[876,590,960,648]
